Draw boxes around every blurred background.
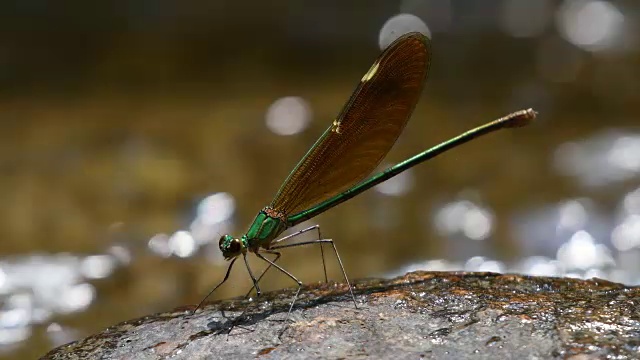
[1,0,639,358]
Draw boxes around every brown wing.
[270,32,431,217]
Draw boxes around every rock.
[41,271,640,359]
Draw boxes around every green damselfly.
[196,32,536,318]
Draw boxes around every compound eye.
[218,235,227,249]
[228,238,241,254]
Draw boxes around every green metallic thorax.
[244,208,288,250]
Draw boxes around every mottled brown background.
[1,1,638,359]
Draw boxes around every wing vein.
[270,32,431,218]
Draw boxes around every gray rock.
[41,271,640,359]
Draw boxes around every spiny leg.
[243,225,324,300]
[220,253,263,337]
[193,257,238,313]
[243,252,281,299]
[271,239,357,309]
[271,225,329,283]
[243,252,261,296]
[255,251,303,323]
[272,225,320,245]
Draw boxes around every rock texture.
[42,271,640,359]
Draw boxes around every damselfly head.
[219,234,244,259]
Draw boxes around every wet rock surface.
[41,271,640,359]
